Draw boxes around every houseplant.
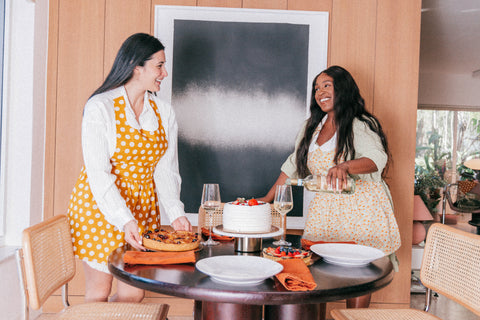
[414,165,446,215]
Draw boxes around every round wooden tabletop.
[108,235,394,306]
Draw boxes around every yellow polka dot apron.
[303,147,401,255]
[67,95,168,269]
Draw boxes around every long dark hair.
[295,65,390,177]
[90,33,165,98]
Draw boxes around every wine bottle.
[285,174,355,194]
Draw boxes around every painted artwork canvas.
[155,6,328,227]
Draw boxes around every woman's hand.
[327,162,350,191]
[327,158,378,190]
[123,220,145,251]
[171,216,192,232]
[257,196,270,203]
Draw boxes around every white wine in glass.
[273,184,293,246]
[201,183,221,246]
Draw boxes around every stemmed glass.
[273,184,293,246]
[201,183,221,246]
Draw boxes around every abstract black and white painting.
[155,6,328,227]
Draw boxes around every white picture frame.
[155,6,328,229]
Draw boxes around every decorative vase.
[412,221,426,245]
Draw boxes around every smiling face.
[314,73,335,114]
[136,50,168,92]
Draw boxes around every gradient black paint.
[179,142,304,215]
[171,19,309,216]
[172,20,309,99]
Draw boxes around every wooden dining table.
[108,235,394,320]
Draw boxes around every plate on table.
[195,255,283,285]
[310,243,384,267]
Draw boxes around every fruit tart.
[142,229,199,252]
[262,246,312,266]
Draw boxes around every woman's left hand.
[327,162,350,190]
[172,216,192,232]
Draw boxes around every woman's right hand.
[123,220,145,251]
[257,196,270,203]
[171,216,192,232]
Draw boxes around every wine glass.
[201,183,221,246]
[273,184,293,246]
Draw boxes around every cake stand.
[213,225,283,252]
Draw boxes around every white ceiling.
[420,0,480,75]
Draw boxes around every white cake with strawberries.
[222,198,272,233]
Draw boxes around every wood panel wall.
[44,0,421,316]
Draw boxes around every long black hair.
[295,66,390,177]
[90,33,165,98]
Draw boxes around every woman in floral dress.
[261,65,401,310]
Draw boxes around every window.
[415,107,480,182]
[0,0,6,241]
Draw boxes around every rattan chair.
[16,214,169,320]
[198,203,282,229]
[331,223,480,320]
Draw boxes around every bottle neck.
[287,178,304,186]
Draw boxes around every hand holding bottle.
[327,162,351,192]
[285,169,355,194]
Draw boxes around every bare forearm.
[259,172,288,203]
[340,157,378,175]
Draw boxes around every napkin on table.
[201,227,234,241]
[275,259,317,291]
[301,238,356,251]
[124,250,196,265]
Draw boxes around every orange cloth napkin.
[124,250,196,265]
[201,227,234,241]
[275,259,317,291]
[301,238,356,251]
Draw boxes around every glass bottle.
[285,174,355,194]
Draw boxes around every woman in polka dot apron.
[261,66,401,312]
[67,33,192,303]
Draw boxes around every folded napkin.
[301,238,356,251]
[275,259,317,291]
[201,227,234,241]
[124,250,196,265]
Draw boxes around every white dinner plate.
[310,243,384,267]
[195,255,283,285]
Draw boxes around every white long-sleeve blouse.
[81,86,185,231]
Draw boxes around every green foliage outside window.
[415,109,480,213]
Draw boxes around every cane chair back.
[420,223,480,315]
[198,203,225,229]
[198,203,282,229]
[17,215,169,320]
[331,223,480,320]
